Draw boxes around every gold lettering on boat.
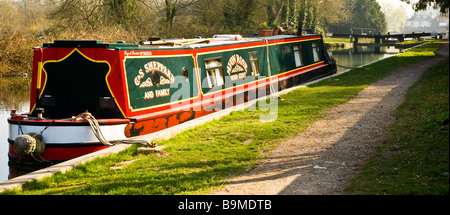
[134,61,175,88]
[156,89,170,98]
[144,91,154,100]
[226,54,248,80]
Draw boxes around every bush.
[0,30,35,77]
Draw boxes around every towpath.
[213,41,449,195]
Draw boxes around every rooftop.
[407,14,433,22]
[43,34,315,51]
[137,34,304,49]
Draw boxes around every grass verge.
[346,57,449,195]
[324,37,353,48]
[324,37,377,48]
[1,40,443,195]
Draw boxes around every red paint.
[8,143,107,162]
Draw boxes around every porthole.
[151,71,160,87]
[182,67,189,82]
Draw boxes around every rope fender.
[14,133,45,159]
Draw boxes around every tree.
[50,0,157,33]
[273,0,351,34]
[150,0,197,29]
[281,0,296,25]
[378,0,407,32]
[317,0,352,27]
[349,0,387,34]
[104,0,139,30]
[401,0,449,14]
[222,0,258,32]
[261,0,284,25]
[49,0,106,30]
[192,0,224,28]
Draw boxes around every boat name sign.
[227,54,248,81]
[134,61,175,100]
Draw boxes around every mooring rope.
[13,112,153,164]
[77,112,113,146]
[76,112,153,147]
[336,64,356,69]
[265,39,280,99]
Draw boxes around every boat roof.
[136,34,308,49]
[43,34,320,50]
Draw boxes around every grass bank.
[324,37,353,48]
[323,37,377,49]
[346,56,449,195]
[1,40,443,195]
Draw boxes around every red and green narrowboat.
[7,34,337,163]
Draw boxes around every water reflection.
[328,45,402,72]
[0,77,31,182]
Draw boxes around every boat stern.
[7,111,129,163]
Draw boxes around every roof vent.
[213,34,242,41]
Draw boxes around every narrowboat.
[7,34,337,163]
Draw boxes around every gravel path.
[213,41,449,195]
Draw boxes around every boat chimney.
[10,110,17,117]
[297,22,303,36]
[36,108,44,119]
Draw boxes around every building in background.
[404,9,449,38]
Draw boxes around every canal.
[0,77,36,183]
[0,44,407,183]
[329,45,402,72]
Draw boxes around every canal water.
[0,44,407,183]
[0,77,33,182]
[329,45,402,73]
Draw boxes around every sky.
[376,0,417,18]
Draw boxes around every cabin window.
[293,45,304,67]
[282,45,291,54]
[312,42,321,62]
[204,58,224,88]
[248,52,260,76]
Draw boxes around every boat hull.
[7,118,128,163]
[8,142,107,163]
